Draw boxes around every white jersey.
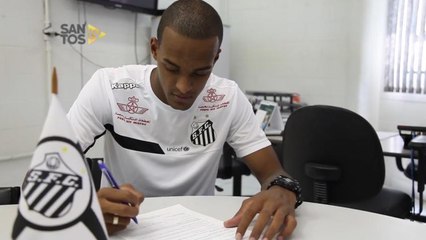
[67,65,270,196]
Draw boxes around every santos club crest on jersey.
[190,119,216,146]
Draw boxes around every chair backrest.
[86,158,103,191]
[0,186,21,205]
[282,105,385,203]
[217,143,235,179]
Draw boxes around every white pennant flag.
[11,94,108,240]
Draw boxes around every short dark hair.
[157,0,223,46]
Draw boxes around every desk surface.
[1,196,426,240]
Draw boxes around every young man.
[67,0,301,239]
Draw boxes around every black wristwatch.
[267,175,303,209]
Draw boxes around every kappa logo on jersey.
[203,88,225,102]
[22,152,82,218]
[111,82,140,90]
[117,96,148,114]
[190,119,216,146]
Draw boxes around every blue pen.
[97,160,139,224]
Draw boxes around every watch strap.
[267,175,303,208]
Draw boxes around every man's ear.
[213,48,222,64]
[150,37,159,61]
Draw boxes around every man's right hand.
[97,184,144,235]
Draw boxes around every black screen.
[78,0,164,16]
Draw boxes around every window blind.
[385,0,426,94]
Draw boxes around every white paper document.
[119,204,251,240]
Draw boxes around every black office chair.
[0,186,21,205]
[407,135,426,222]
[216,143,251,196]
[395,125,426,183]
[282,105,412,219]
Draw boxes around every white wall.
[347,0,383,127]
[228,0,352,108]
[0,0,46,160]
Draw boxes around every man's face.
[150,27,220,110]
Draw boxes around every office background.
[1,0,425,205]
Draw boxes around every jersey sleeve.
[67,69,112,152]
[226,87,271,158]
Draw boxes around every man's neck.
[150,67,167,104]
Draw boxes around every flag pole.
[51,67,58,95]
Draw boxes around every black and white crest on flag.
[23,152,82,218]
[18,137,91,228]
[190,119,216,146]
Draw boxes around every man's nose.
[176,76,192,94]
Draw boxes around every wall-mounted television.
[78,0,175,16]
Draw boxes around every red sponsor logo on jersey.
[117,96,148,114]
[203,88,225,102]
[199,88,228,111]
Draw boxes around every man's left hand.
[223,187,297,240]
